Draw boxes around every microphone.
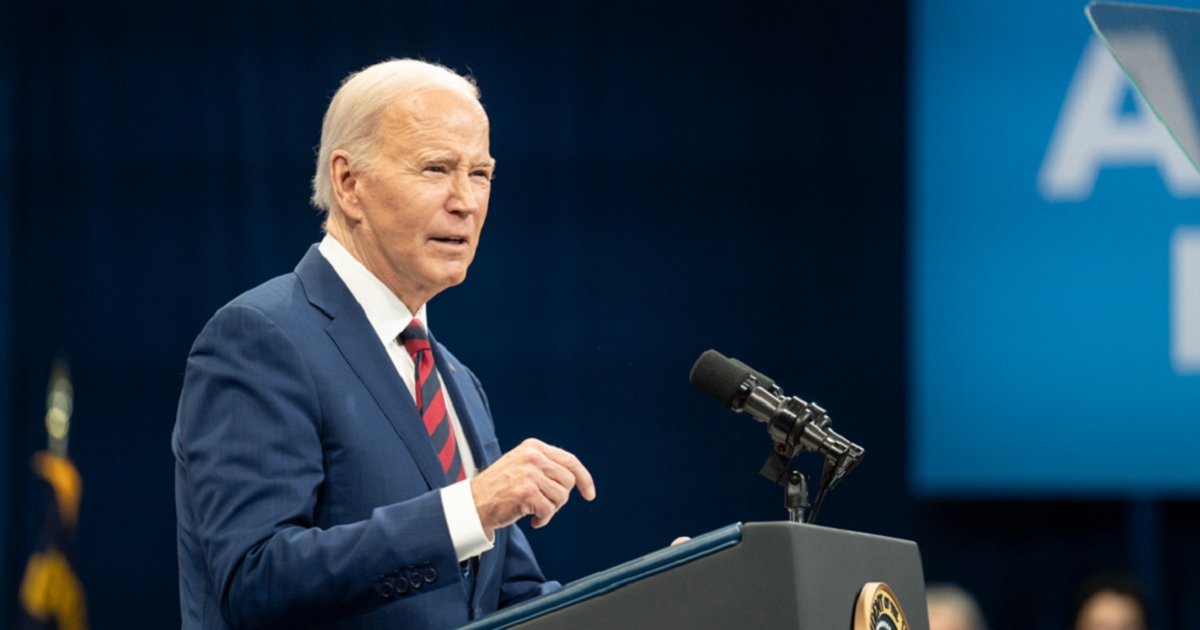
[689,349,864,488]
[726,357,777,395]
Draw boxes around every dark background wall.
[1,1,1194,628]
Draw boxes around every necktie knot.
[400,319,431,356]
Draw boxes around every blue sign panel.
[911,0,1200,495]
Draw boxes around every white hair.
[310,58,481,214]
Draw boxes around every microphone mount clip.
[731,372,865,524]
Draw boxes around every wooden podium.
[460,522,929,629]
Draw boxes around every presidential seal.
[853,582,909,630]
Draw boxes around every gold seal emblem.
[853,582,909,630]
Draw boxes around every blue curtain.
[1,0,17,613]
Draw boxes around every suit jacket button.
[423,567,437,583]
[408,572,423,590]
[379,581,395,599]
[395,578,410,595]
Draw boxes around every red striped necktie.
[399,319,465,483]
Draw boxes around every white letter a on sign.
[1038,36,1200,201]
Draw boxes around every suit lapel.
[429,336,508,613]
[294,246,447,490]
[431,340,496,469]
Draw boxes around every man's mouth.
[432,237,466,245]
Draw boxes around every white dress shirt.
[318,235,494,561]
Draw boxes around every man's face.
[341,87,493,309]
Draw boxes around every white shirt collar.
[317,234,429,345]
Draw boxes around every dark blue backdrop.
[3,1,1198,628]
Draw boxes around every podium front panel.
[488,522,929,630]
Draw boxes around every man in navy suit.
[173,58,596,629]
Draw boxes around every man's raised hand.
[470,438,596,536]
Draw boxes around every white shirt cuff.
[441,479,495,562]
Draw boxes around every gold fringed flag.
[16,359,88,630]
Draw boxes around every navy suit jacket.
[173,245,557,629]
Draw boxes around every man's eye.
[472,170,493,180]
[425,165,447,174]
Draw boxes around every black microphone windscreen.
[730,358,774,391]
[689,349,753,409]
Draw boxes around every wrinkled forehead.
[382,87,491,139]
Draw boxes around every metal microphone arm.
[688,350,866,524]
[734,378,866,523]
[737,385,865,474]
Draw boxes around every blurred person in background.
[1073,573,1148,630]
[926,583,987,630]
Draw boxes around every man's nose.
[447,170,481,213]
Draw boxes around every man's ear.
[330,150,365,221]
